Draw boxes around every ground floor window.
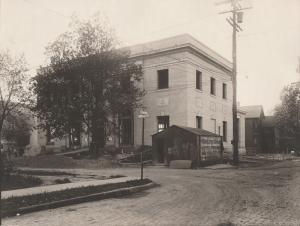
[223,121,227,142]
[157,116,169,132]
[211,118,216,133]
[119,111,134,145]
[196,116,202,129]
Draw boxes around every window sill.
[195,89,203,93]
[156,88,169,92]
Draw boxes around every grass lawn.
[12,155,119,169]
[2,174,43,191]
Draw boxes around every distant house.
[262,116,280,153]
[240,105,265,155]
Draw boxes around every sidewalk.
[2,176,138,199]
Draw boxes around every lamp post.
[138,110,149,180]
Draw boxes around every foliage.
[274,85,300,138]
[2,110,31,147]
[0,50,30,137]
[32,15,144,155]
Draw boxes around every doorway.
[157,138,165,163]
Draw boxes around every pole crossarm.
[218,7,252,14]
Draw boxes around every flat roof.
[125,34,233,72]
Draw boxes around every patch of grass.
[109,174,125,179]
[17,169,76,176]
[54,178,72,184]
[2,174,43,191]
[2,178,152,217]
[13,155,119,169]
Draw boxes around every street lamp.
[138,110,149,180]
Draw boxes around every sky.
[1,0,300,115]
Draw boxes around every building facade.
[127,34,245,154]
[240,105,265,154]
[29,34,246,155]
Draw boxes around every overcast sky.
[1,0,300,114]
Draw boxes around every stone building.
[127,34,246,154]
[29,34,246,155]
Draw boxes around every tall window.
[196,70,202,90]
[223,121,227,142]
[158,69,169,89]
[157,116,169,132]
[222,83,227,99]
[211,118,216,133]
[196,116,202,129]
[210,77,216,95]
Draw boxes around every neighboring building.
[29,34,246,155]
[261,116,280,153]
[240,105,265,155]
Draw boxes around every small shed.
[152,125,223,166]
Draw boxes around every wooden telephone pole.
[216,0,251,165]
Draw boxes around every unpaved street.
[3,160,300,226]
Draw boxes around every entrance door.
[157,138,165,163]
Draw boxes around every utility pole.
[216,0,251,165]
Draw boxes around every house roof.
[239,105,264,118]
[153,125,220,137]
[125,34,232,72]
[262,116,276,128]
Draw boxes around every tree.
[32,15,144,156]
[0,51,29,141]
[0,50,30,225]
[2,110,31,147]
[274,85,300,149]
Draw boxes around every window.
[196,116,202,129]
[157,69,169,89]
[157,116,169,132]
[223,121,227,142]
[210,77,216,95]
[196,70,202,90]
[222,83,227,99]
[211,118,216,133]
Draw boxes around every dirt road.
[3,160,300,226]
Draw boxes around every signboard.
[138,110,149,118]
[200,136,221,161]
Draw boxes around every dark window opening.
[119,111,133,145]
[196,116,202,129]
[223,121,227,142]
[222,83,227,99]
[196,70,202,90]
[210,77,216,95]
[157,116,169,132]
[158,69,169,89]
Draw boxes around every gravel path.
[3,160,300,226]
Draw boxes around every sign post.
[138,110,149,180]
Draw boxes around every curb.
[7,182,157,217]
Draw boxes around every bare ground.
[3,160,300,226]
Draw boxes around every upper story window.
[157,116,169,132]
[222,83,227,99]
[196,70,202,90]
[210,77,216,95]
[157,69,169,89]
